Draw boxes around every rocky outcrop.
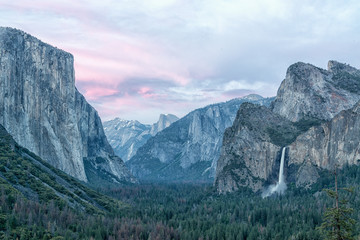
[271,61,360,121]
[127,95,274,182]
[215,103,302,193]
[215,61,360,193]
[0,27,136,184]
[104,114,178,162]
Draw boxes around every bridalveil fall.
[262,147,287,197]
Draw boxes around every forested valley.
[1,162,359,239]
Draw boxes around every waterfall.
[262,147,287,198]
[278,147,286,186]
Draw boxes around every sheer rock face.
[271,61,360,122]
[289,101,360,175]
[0,27,136,183]
[127,95,274,182]
[215,61,360,193]
[104,114,179,162]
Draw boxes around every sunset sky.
[1,0,360,123]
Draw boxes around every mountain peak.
[327,60,358,74]
[158,113,179,122]
[242,94,264,101]
[272,61,360,121]
[286,62,320,76]
[150,114,179,135]
[0,27,72,58]
[0,26,26,37]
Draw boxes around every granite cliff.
[127,95,274,182]
[289,101,360,187]
[0,27,136,184]
[104,114,179,161]
[215,61,360,193]
[272,61,360,121]
[214,103,312,193]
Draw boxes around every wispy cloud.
[1,0,360,123]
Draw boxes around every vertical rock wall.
[0,27,135,183]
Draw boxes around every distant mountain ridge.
[0,27,136,184]
[104,114,179,161]
[126,94,274,182]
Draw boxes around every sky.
[1,0,360,124]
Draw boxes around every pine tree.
[317,166,356,240]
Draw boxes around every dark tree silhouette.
[317,166,356,240]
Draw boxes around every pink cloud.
[3,1,193,82]
[136,87,167,99]
[2,1,196,104]
[137,87,151,95]
[0,1,251,124]
[68,35,191,86]
[83,87,118,100]
[2,1,95,23]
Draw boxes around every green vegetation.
[0,141,124,215]
[333,72,360,94]
[293,117,324,133]
[1,164,360,239]
[266,127,299,146]
[267,116,323,146]
[317,168,356,239]
[0,125,128,239]
[101,164,360,240]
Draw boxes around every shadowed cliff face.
[215,61,360,193]
[0,27,136,184]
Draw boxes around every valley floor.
[1,165,360,239]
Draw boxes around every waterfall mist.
[262,147,287,198]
